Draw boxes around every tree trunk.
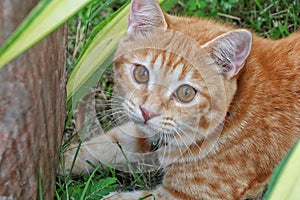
[0,0,67,199]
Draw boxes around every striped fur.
[63,0,300,199]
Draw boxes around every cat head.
[113,0,252,146]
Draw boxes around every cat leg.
[61,121,151,175]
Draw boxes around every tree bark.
[0,0,67,199]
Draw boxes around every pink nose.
[139,106,159,122]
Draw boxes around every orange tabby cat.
[63,0,300,199]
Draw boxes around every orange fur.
[63,0,300,199]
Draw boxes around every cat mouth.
[135,120,158,131]
[126,109,176,138]
[133,119,166,137]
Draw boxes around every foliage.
[66,0,129,111]
[0,0,93,68]
[176,0,300,38]
[264,140,300,200]
[56,175,118,200]
[184,0,239,17]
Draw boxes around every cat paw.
[103,191,153,200]
[102,192,119,200]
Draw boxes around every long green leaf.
[66,0,178,110]
[264,139,300,200]
[0,0,93,68]
[66,2,129,110]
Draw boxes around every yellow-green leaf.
[264,139,300,200]
[66,2,129,110]
[0,0,93,68]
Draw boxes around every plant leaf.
[264,139,300,200]
[66,0,178,110]
[85,177,118,199]
[79,164,117,200]
[0,0,93,68]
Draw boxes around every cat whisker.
[100,114,129,131]
[111,93,131,101]
[175,126,202,159]
[101,110,125,117]
[176,121,205,146]
[171,130,185,160]
[158,133,168,169]
[163,134,172,167]
[76,113,128,138]
[173,128,195,160]
[91,101,124,106]
[176,120,199,132]
[76,107,126,127]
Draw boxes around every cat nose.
[139,106,159,122]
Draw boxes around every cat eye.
[175,84,197,103]
[133,64,149,84]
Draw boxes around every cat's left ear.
[203,29,252,79]
[127,0,167,34]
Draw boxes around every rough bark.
[0,0,67,199]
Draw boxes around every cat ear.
[203,30,252,79]
[127,0,167,34]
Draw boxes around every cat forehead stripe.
[155,52,193,82]
[153,53,163,71]
[152,51,191,76]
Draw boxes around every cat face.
[114,48,211,145]
[112,0,252,146]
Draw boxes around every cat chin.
[134,120,160,138]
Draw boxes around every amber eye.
[133,65,149,84]
[176,84,197,103]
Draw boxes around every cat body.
[63,0,300,199]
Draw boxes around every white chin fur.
[135,122,160,138]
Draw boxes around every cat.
[62,0,300,199]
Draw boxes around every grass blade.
[0,0,93,68]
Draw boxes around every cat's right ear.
[203,30,252,79]
[127,0,167,34]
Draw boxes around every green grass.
[57,0,300,199]
[173,0,299,38]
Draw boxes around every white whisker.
[173,128,195,159]
[175,126,202,159]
